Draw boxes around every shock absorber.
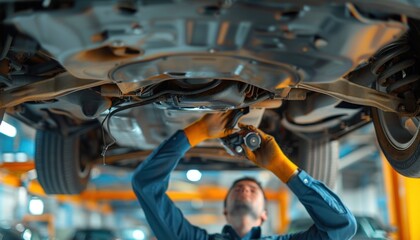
[370,36,420,113]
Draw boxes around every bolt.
[314,37,328,49]
[398,104,406,112]
[235,146,243,153]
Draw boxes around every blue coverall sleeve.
[281,171,357,240]
[131,130,208,240]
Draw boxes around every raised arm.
[131,130,208,240]
[284,170,357,240]
[131,112,234,240]
[239,124,357,240]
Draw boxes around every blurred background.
[2,114,420,240]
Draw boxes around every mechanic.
[131,112,357,240]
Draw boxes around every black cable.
[100,96,163,163]
[100,79,225,163]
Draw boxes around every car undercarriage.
[1,0,420,194]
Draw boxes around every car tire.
[294,138,339,189]
[371,107,420,177]
[35,130,93,194]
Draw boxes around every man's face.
[224,180,267,223]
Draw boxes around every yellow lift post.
[382,153,420,240]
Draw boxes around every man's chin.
[229,202,258,219]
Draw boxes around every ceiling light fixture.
[0,121,17,137]
[186,169,202,182]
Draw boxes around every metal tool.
[220,107,262,156]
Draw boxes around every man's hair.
[223,176,268,208]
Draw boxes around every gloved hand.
[184,111,235,147]
[239,123,298,183]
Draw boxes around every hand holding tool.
[238,124,298,183]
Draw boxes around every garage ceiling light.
[0,121,17,138]
[23,229,32,240]
[29,198,44,215]
[186,169,202,182]
[132,229,145,240]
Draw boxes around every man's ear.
[260,210,268,224]
[223,208,230,222]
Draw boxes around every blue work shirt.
[132,130,357,240]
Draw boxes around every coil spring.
[371,37,419,112]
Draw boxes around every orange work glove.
[239,124,298,183]
[184,111,235,147]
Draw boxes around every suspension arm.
[297,78,406,114]
[0,73,111,109]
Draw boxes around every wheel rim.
[377,86,420,151]
[378,112,419,149]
